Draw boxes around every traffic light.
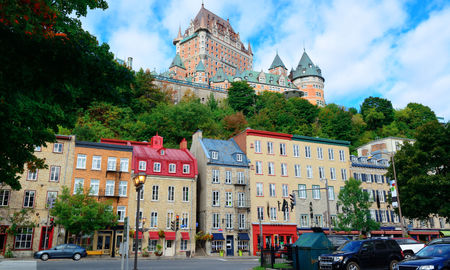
[170,220,176,231]
[49,218,55,229]
[289,192,296,210]
[175,215,180,231]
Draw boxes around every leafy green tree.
[206,92,219,111]
[51,186,117,242]
[0,0,133,190]
[337,178,380,233]
[227,81,256,116]
[3,208,37,236]
[318,104,353,141]
[360,96,394,129]
[130,69,171,113]
[387,121,449,221]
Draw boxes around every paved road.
[0,257,260,270]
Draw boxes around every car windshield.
[338,241,362,252]
[416,245,450,258]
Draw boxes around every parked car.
[393,237,426,258]
[327,235,351,250]
[318,238,404,270]
[428,237,450,246]
[34,244,87,261]
[394,244,450,270]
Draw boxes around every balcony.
[237,222,250,231]
[97,188,126,200]
[235,200,250,209]
[234,179,247,186]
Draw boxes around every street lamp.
[321,178,333,236]
[133,172,146,270]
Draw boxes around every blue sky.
[81,0,450,120]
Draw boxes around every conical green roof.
[292,51,323,81]
[269,52,287,70]
[169,53,185,69]
[210,67,228,82]
[195,60,205,72]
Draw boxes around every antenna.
[303,40,306,52]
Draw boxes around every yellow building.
[0,135,75,257]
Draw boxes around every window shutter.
[386,210,390,222]
[375,210,379,222]
[391,211,395,222]
[381,176,385,183]
[383,191,387,202]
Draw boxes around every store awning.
[181,232,190,240]
[371,230,384,234]
[409,230,439,235]
[165,231,176,240]
[149,231,159,240]
[212,233,224,240]
[133,231,143,239]
[238,233,250,240]
[384,230,402,235]
[441,231,450,237]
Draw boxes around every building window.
[89,179,99,196]
[153,162,161,172]
[255,140,261,153]
[305,146,311,158]
[211,151,218,160]
[267,142,273,154]
[268,162,275,175]
[319,166,325,179]
[282,184,288,197]
[117,206,126,222]
[182,187,189,202]
[255,161,262,174]
[298,184,307,199]
[169,163,176,173]
[14,227,33,250]
[120,158,129,172]
[168,186,174,202]
[46,191,57,208]
[281,163,287,176]
[118,181,127,197]
[339,150,345,162]
[138,161,146,171]
[181,213,188,229]
[317,147,323,159]
[74,178,84,194]
[270,207,277,221]
[23,190,35,208]
[27,169,38,181]
[151,185,159,201]
[183,164,190,174]
[256,183,263,196]
[212,213,219,229]
[269,184,276,197]
[92,156,101,170]
[294,164,301,178]
[225,213,233,229]
[314,215,323,227]
[105,180,114,196]
[237,172,245,184]
[49,166,60,182]
[328,186,335,200]
[180,240,188,251]
[284,209,290,221]
[0,190,10,206]
[53,143,63,153]
[257,207,264,220]
[293,144,300,157]
[341,169,347,181]
[225,171,232,184]
[280,143,286,155]
[300,215,309,227]
[330,168,336,180]
[166,212,174,229]
[225,192,233,207]
[238,214,246,229]
[34,146,41,152]
[312,185,320,199]
[306,165,313,178]
[136,188,144,200]
[212,190,219,206]
[328,149,334,160]
[107,157,116,171]
[212,169,220,183]
[148,212,157,228]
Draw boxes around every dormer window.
[236,154,243,162]
[211,151,218,160]
[153,162,161,172]
[160,150,165,155]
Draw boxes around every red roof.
[245,129,292,140]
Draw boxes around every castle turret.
[268,52,287,76]
[194,60,207,84]
[169,53,186,80]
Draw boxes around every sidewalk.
[1,254,258,261]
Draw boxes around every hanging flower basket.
[158,230,165,238]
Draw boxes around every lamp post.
[322,178,333,236]
[133,172,146,270]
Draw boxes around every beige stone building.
[233,129,351,254]
[357,137,415,159]
[0,135,75,257]
[190,131,251,256]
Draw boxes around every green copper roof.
[238,70,295,88]
[169,53,185,69]
[210,67,229,83]
[292,134,350,146]
[292,51,323,81]
[269,53,287,70]
[195,60,206,72]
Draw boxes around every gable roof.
[195,60,206,72]
[210,67,230,82]
[201,138,249,167]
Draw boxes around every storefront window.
[211,240,223,252]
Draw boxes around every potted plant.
[158,230,165,239]
[142,247,150,257]
[219,249,224,257]
[155,244,163,256]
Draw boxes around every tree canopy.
[227,81,256,116]
[360,96,395,129]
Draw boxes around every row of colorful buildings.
[1,130,448,258]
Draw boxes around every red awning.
[149,231,159,240]
[133,231,143,239]
[371,230,384,234]
[181,232,190,240]
[409,231,439,235]
[384,230,402,234]
[165,231,176,240]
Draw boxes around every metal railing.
[154,75,228,93]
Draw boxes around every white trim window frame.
[92,156,101,170]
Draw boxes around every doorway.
[0,234,6,254]
[96,231,112,255]
[39,226,54,250]
[226,235,234,256]
[165,240,174,256]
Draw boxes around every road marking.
[0,260,37,270]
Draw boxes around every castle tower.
[290,50,325,106]
[169,53,186,80]
[194,60,207,84]
[268,52,287,76]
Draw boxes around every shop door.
[115,233,123,255]
[97,232,112,255]
[39,227,53,250]
[226,235,234,256]
[0,234,6,254]
[165,240,174,256]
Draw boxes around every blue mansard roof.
[200,138,250,167]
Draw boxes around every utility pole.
[324,178,333,235]
[259,218,263,267]
[391,154,407,237]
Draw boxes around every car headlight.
[333,256,344,262]
[419,266,435,270]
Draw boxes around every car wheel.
[404,252,414,259]
[346,262,360,270]
[41,253,49,261]
[73,253,81,261]
[389,259,399,270]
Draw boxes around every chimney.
[127,57,133,69]
[151,133,163,149]
[180,138,187,150]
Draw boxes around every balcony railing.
[237,222,250,231]
[234,178,247,186]
[235,200,250,209]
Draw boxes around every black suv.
[318,238,404,270]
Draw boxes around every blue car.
[395,244,450,270]
[34,244,87,261]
